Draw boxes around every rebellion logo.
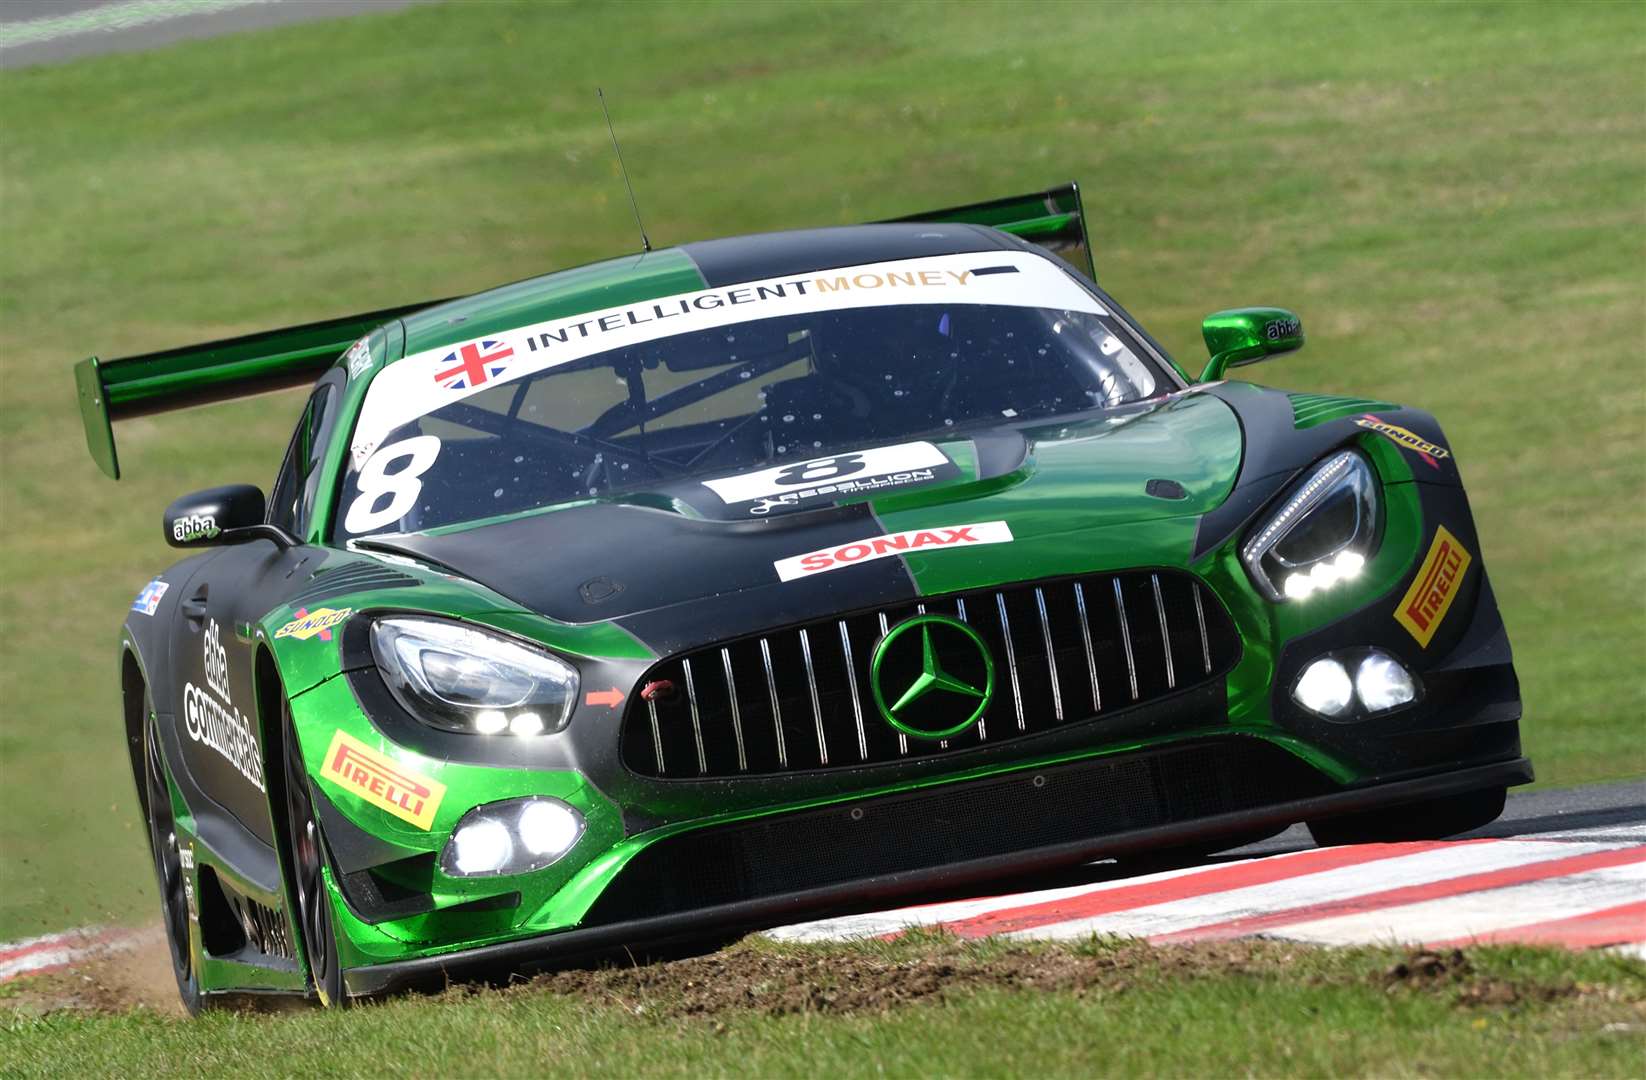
[772,521,1014,582]
[274,606,352,642]
[1395,525,1472,647]
[319,730,445,830]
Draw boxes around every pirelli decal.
[320,730,446,830]
[1395,525,1472,647]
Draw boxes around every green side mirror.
[1198,308,1304,382]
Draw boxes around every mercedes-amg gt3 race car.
[76,184,1529,1011]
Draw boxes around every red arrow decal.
[585,687,625,708]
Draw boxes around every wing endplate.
[882,181,1094,280]
[74,298,448,479]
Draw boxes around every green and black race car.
[77,184,1529,1011]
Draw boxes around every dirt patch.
[1,925,185,1018]
[497,936,1637,1021]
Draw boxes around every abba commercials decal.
[182,620,266,792]
[774,521,1014,582]
[320,730,445,830]
[702,442,957,515]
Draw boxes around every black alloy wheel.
[282,699,344,1006]
[143,705,202,1014]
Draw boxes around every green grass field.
[3,934,1643,1078]
[0,0,1641,957]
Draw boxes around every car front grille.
[620,570,1240,779]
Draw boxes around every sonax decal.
[774,521,1013,582]
[320,730,446,830]
[1395,525,1472,647]
[1356,415,1451,469]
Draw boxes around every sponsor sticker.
[345,335,373,379]
[1355,415,1451,469]
[320,730,446,830]
[1395,525,1472,647]
[1265,317,1301,341]
[274,606,352,642]
[183,620,265,792]
[171,513,219,544]
[434,339,514,391]
[773,521,1014,582]
[702,442,954,515]
[351,251,1108,462]
[131,577,169,616]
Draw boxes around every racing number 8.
[344,436,441,534]
[773,453,866,487]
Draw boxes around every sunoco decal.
[320,730,445,830]
[1395,525,1472,647]
[182,620,265,792]
[274,606,352,642]
[702,442,955,515]
[774,521,1013,582]
[1356,415,1450,469]
[350,251,1107,464]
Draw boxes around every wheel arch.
[120,639,153,821]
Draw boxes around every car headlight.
[369,617,578,735]
[1242,450,1379,602]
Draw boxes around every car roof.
[397,222,1027,360]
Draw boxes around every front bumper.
[342,750,1532,998]
[293,432,1526,992]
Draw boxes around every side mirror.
[1198,308,1304,382]
[164,484,289,548]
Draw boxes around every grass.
[0,0,1642,943]
[3,935,1644,1078]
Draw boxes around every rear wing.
[884,181,1094,281]
[75,182,1092,478]
[74,298,446,478]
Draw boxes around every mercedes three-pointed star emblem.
[869,613,996,740]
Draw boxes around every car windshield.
[335,251,1171,539]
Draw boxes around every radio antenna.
[597,88,652,253]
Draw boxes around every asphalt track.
[773,778,1646,952]
[3,779,1642,986]
[0,0,422,69]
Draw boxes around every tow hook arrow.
[584,687,625,708]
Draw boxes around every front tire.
[142,704,203,1015]
[1307,786,1507,847]
[281,699,345,1007]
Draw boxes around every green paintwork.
[93,201,1507,1001]
[870,614,996,740]
[1198,307,1305,382]
[870,394,1242,595]
[1288,391,1396,429]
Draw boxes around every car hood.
[369,392,1242,652]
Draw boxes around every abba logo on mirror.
[182,619,265,792]
[172,513,219,543]
[702,442,953,515]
